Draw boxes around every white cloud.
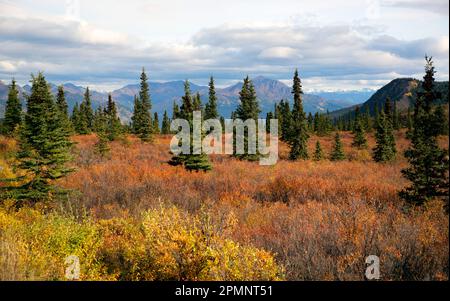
[0,0,448,90]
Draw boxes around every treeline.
[0,58,448,209]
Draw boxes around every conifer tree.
[205,76,219,120]
[137,68,153,142]
[105,94,122,141]
[233,76,261,161]
[279,100,292,142]
[362,104,372,132]
[93,108,110,158]
[313,140,324,161]
[352,117,368,149]
[400,57,449,206]
[1,73,73,203]
[56,86,73,135]
[330,132,345,161]
[266,111,274,133]
[153,112,160,134]
[169,81,212,171]
[131,95,142,134]
[172,101,180,119]
[3,79,22,136]
[289,69,309,160]
[161,110,171,135]
[307,112,314,132]
[372,107,396,162]
[393,99,400,130]
[71,103,83,134]
[93,107,105,133]
[193,92,203,112]
[79,87,94,133]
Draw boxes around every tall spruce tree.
[279,100,292,142]
[205,76,219,120]
[3,79,22,136]
[71,103,84,134]
[93,107,110,158]
[161,110,171,135]
[131,95,142,134]
[137,68,153,142]
[330,132,346,161]
[56,85,73,134]
[105,94,122,141]
[352,115,368,149]
[289,69,309,160]
[169,81,212,171]
[80,87,94,133]
[1,73,73,203]
[372,104,397,162]
[153,112,160,134]
[400,57,449,206]
[233,76,261,161]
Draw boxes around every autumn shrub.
[98,205,283,281]
[0,206,107,280]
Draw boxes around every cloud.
[382,0,449,16]
[0,8,448,91]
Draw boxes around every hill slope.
[330,78,449,119]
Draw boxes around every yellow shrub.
[0,207,108,280]
[98,205,283,281]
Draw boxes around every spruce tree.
[79,87,94,133]
[307,112,314,132]
[288,69,309,160]
[393,99,400,130]
[363,104,372,132]
[56,85,73,134]
[330,132,345,161]
[131,95,142,134]
[352,116,368,149]
[1,73,74,203]
[161,110,171,135]
[169,81,212,171]
[105,94,122,141]
[266,111,274,133]
[172,101,180,119]
[313,140,324,161]
[279,100,292,142]
[153,112,160,134]
[137,68,153,142]
[372,106,396,162]
[400,57,449,206]
[93,108,110,158]
[71,103,84,134]
[3,79,22,136]
[233,76,261,161]
[205,76,219,120]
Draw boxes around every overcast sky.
[0,0,448,91]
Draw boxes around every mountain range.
[330,78,449,119]
[0,76,371,122]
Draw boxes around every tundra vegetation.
[0,59,448,281]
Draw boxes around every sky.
[0,0,448,92]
